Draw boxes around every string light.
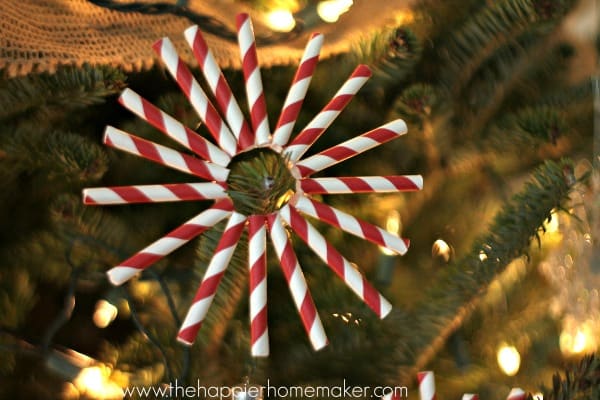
[432,239,451,263]
[93,299,118,328]
[497,343,521,376]
[560,321,597,355]
[379,210,401,255]
[264,9,296,32]
[316,0,353,23]
[74,365,123,399]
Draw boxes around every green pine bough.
[397,159,579,380]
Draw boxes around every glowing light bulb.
[380,210,401,255]
[432,239,451,262]
[497,344,521,376]
[74,365,124,399]
[265,9,296,32]
[544,210,560,233]
[93,299,118,328]
[316,0,353,23]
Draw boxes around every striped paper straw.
[178,212,247,345]
[294,195,409,255]
[184,25,254,150]
[295,119,407,177]
[300,175,423,194]
[506,389,526,400]
[280,204,392,318]
[284,65,372,162]
[103,126,229,182]
[417,371,436,400]
[462,395,479,400]
[267,212,328,350]
[237,14,270,145]
[248,215,269,357]
[106,198,233,285]
[118,88,230,166]
[153,37,238,156]
[271,33,324,147]
[83,182,227,205]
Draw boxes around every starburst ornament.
[83,14,423,356]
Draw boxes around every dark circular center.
[226,148,296,216]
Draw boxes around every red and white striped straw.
[83,182,227,205]
[280,205,392,318]
[300,175,423,194]
[294,195,409,255]
[237,14,270,145]
[417,371,436,400]
[506,388,526,400]
[184,25,254,150]
[178,212,247,345]
[295,119,407,177]
[267,212,328,350]
[462,395,479,400]
[248,215,269,357]
[284,65,372,162]
[118,88,230,166]
[103,126,229,182]
[271,33,324,147]
[106,199,233,285]
[153,37,238,156]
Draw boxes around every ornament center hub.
[226,148,296,215]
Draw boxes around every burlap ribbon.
[0,0,413,77]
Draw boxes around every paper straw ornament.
[118,88,231,166]
[185,25,254,150]
[248,216,269,357]
[272,33,324,147]
[237,14,270,145]
[285,65,372,162]
[295,119,408,177]
[300,175,423,194]
[417,371,436,400]
[153,37,238,156]
[103,126,229,182]
[178,212,247,344]
[106,198,233,286]
[267,212,328,350]
[85,13,420,353]
[280,204,392,317]
[293,195,410,255]
[462,394,479,400]
[83,182,227,205]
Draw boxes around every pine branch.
[0,64,125,121]
[440,0,573,97]
[543,354,600,399]
[396,159,579,381]
[350,27,422,89]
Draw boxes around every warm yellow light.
[497,344,521,376]
[74,366,123,399]
[432,239,451,262]
[93,299,118,328]
[533,393,544,400]
[560,324,596,355]
[316,0,353,23]
[265,9,296,32]
[380,210,401,255]
[75,367,105,395]
[478,250,488,262]
[544,210,560,233]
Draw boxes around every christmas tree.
[0,0,598,399]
